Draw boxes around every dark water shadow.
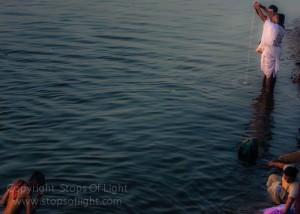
[233,16,300,214]
[238,85,275,165]
[248,87,275,155]
[231,86,276,212]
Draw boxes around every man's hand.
[267,161,273,168]
[254,2,261,10]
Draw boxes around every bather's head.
[29,171,45,187]
[283,166,298,183]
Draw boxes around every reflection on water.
[1,0,300,213]
[249,85,275,154]
[252,87,275,142]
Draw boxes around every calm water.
[1,0,300,213]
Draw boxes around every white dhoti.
[266,174,288,204]
[261,46,282,78]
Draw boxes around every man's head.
[268,5,278,18]
[283,166,299,183]
[272,13,285,26]
[29,171,45,187]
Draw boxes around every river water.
[1,0,300,213]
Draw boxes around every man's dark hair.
[268,5,278,13]
[278,13,285,26]
[284,166,299,178]
[29,171,45,186]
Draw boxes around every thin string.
[244,10,256,84]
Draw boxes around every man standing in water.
[255,4,279,54]
[254,2,286,94]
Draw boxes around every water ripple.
[1,0,300,213]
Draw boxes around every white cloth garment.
[260,19,278,47]
[261,45,281,78]
[260,20,282,78]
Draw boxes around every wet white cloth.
[260,20,286,78]
[260,19,278,47]
[267,174,288,204]
[260,18,279,46]
[261,45,281,78]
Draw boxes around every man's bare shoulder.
[9,180,31,199]
[2,181,31,214]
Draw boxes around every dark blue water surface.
[1,0,300,213]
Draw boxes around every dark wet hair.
[29,171,45,186]
[268,5,278,13]
[284,166,299,178]
[278,13,285,27]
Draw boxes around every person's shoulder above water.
[0,171,45,214]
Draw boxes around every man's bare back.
[1,180,32,214]
[1,171,45,214]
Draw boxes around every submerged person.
[0,171,45,214]
[267,161,299,214]
[254,2,286,94]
